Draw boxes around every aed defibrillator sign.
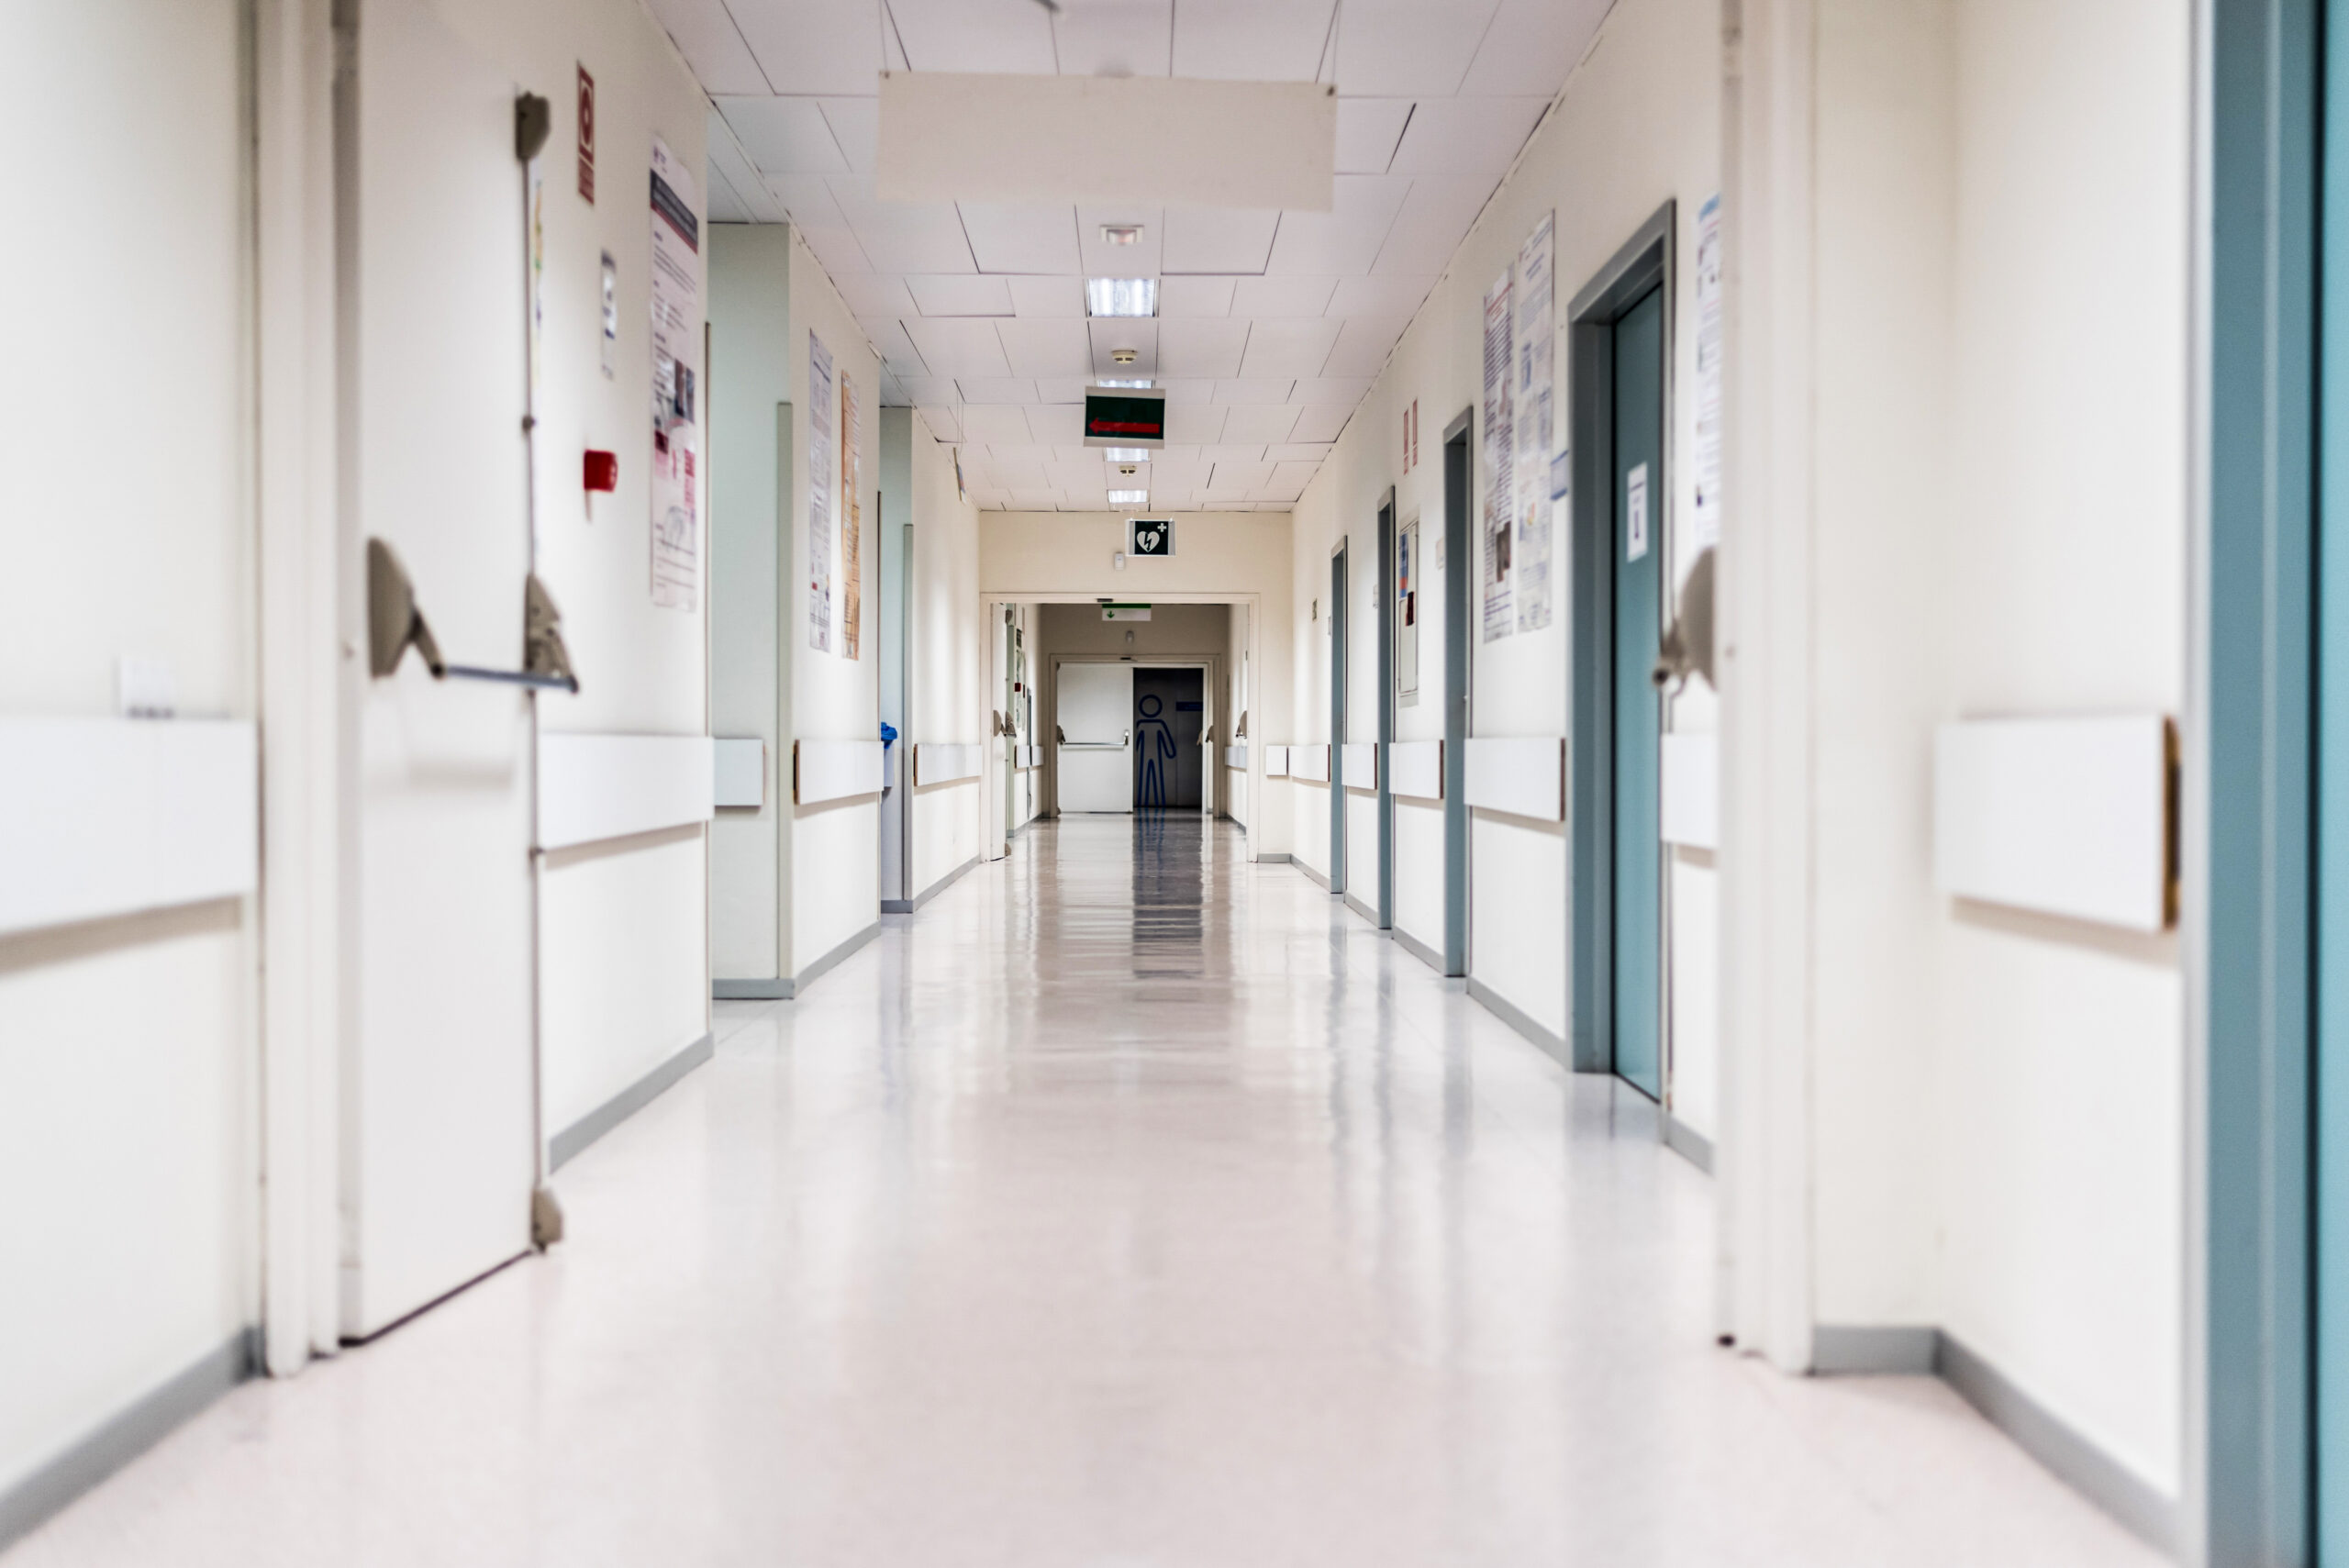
[1128,518,1174,557]
[1084,387,1168,448]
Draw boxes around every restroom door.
[1331,543,1349,893]
[1610,286,1666,1098]
[343,0,537,1335]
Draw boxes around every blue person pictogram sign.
[1135,693,1177,806]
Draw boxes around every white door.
[1056,662,1132,813]
[343,0,535,1337]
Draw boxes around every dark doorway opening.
[1133,667,1205,808]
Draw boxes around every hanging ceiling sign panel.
[1085,386,1167,449]
[877,72,1336,210]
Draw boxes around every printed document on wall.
[807,331,835,652]
[842,372,863,660]
[1513,213,1556,631]
[649,137,700,610]
[1480,272,1514,642]
[1692,194,1724,551]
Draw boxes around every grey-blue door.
[1610,285,1665,1099]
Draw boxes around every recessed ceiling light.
[1102,447,1152,462]
[1101,224,1142,247]
[1096,380,1152,390]
[1108,489,1149,506]
[1085,277,1157,317]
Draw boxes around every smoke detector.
[1111,347,1138,365]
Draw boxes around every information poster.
[807,331,834,651]
[1513,214,1556,631]
[649,137,701,610]
[1480,272,1514,642]
[1397,517,1419,705]
[1693,193,1724,550]
[841,371,863,660]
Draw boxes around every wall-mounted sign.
[1101,603,1152,621]
[576,65,596,203]
[1085,387,1167,449]
[1128,518,1174,557]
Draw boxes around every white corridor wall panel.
[0,0,257,1517]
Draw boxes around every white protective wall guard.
[1659,732,1718,849]
[1932,714,2176,931]
[1265,745,1291,777]
[537,734,715,851]
[0,716,257,937]
[1341,741,1378,790]
[1389,740,1442,801]
[1226,742,1248,771]
[713,738,765,808]
[1015,745,1040,771]
[1291,744,1331,783]
[1464,737,1567,821]
[914,741,984,786]
[796,739,886,805]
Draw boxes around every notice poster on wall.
[1397,517,1420,706]
[807,332,835,651]
[649,137,701,610]
[1480,272,1514,642]
[1513,214,1556,631]
[841,371,863,660]
[1693,193,1725,550]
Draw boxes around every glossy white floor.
[9,817,2158,1566]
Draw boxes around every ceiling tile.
[1336,98,1414,175]
[708,183,754,223]
[1328,273,1436,316]
[1010,489,1060,509]
[1215,376,1298,403]
[963,406,1038,445]
[906,317,1011,375]
[981,452,1048,487]
[1035,378,1090,404]
[1240,318,1336,377]
[829,179,975,272]
[1203,444,1268,463]
[1222,405,1304,443]
[1231,275,1339,316]
[648,0,772,93]
[898,375,958,403]
[817,97,879,171]
[1288,375,1374,404]
[837,274,918,316]
[908,274,1015,315]
[1172,0,1336,79]
[954,377,1037,403]
[1147,459,1212,490]
[1157,378,1219,404]
[1077,205,1165,274]
[707,116,787,220]
[1460,0,1610,96]
[1266,442,1336,462]
[997,318,1094,378]
[729,0,883,95]
[886,0,1058,70]
[1088,317,1161,377]
[1053,0,1174,75]
[1266,176,1409,275]
[1157,318,1251,377]
[1321,317,1408,377]
[860,317,927,367]
[1290,405,1354,442]
[1386,97,1549,175]
[955,204,1081,273]
[1336,0,1503,96]
[1159,275,1237,317]
[718,95,850,174]
[917,405,965,441]
[1271,459,1325,489]
[1372,178,1491,274]
[1046,458,1110,490]
[1009,275,1087,317]
[1163,208,1280,273]
[769,173,874,272]
[1208,460,1275,492]
[1165,404,1228,443]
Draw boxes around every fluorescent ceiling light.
[1108,489,1149,506]
[1085,278,1157,317]
[1096,379,1153,389]
[1102,447,1152,462]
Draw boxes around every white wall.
[0,0,258,1510]
[1286,0,1720,1055]
[907,410,982,894]
[437,0,714,1151]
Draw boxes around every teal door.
[1610,285,1665,1098]
[2322,0,2349,1541]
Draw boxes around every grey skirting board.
[1294,860,1332,892]
[1465,976,1569,1070]
[1809,1327,2176,1554]
[1341,891,1386,930]
[0,1329,256,1553]
[549,1030,715,1172]
[1664,1113,1713,1173]
[714,919,882,1002]
[882,852,978,916]
[1393,924,1447,975]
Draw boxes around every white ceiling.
[653,0,1613,511]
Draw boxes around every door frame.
[1443,409,1475,975]
[1567,201,1675,1081]
[1375,488,1397,929]
[1330,539,1349,895]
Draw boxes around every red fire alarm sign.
[576,65,596,203]
[584,450,618,493]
